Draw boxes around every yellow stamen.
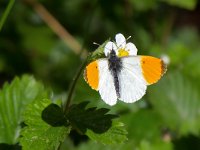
[118,48,129,57]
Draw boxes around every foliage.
[149,72,200,135]
[1,0,200,150]
[0,75,125,149]
[74,139,172,150]
[20,98,70,150]
[86,121,128,145]
[122,109,163,143]
[66,101,118,134]
[42,103,66,127]
[0,75,48,144]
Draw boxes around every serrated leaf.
[86,121,127,145]
[20,99,70,150]
[66,101,118,134]
[149,72,200,135]
[0,75,48,144]
[42,104,66,127]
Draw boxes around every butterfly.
[84,33,167,106]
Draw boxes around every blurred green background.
[1,0,200,149]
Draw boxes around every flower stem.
[63,59,88,114]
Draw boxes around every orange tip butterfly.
[84,33,167,106]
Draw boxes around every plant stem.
[63,59,88,114]
[0,0,15,31]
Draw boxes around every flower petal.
[115,33,126,48]
[104,41,117,56]
[125,42,138,56]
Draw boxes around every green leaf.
[86,121,127,145]
[139,139,173,150]
[149,72,200,135]
[75,140,135,150]
[75,139,172,150]
[122,109,163,143]
[66,101,118,134]
[0,75,48,144]
[161,0,197,10]
[42,104,67,127]
[20,99,70,150]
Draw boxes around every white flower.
[104,33,138,57]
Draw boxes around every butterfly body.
[108,49,122,97]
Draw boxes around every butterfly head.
[109,49,117,58]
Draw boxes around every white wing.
[98,59,118,106]
[118,56,147,103]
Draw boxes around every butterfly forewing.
[140,56,167,85]
[85,59,118,105]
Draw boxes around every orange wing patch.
[141,56,167,85]
[84,60,99,90]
